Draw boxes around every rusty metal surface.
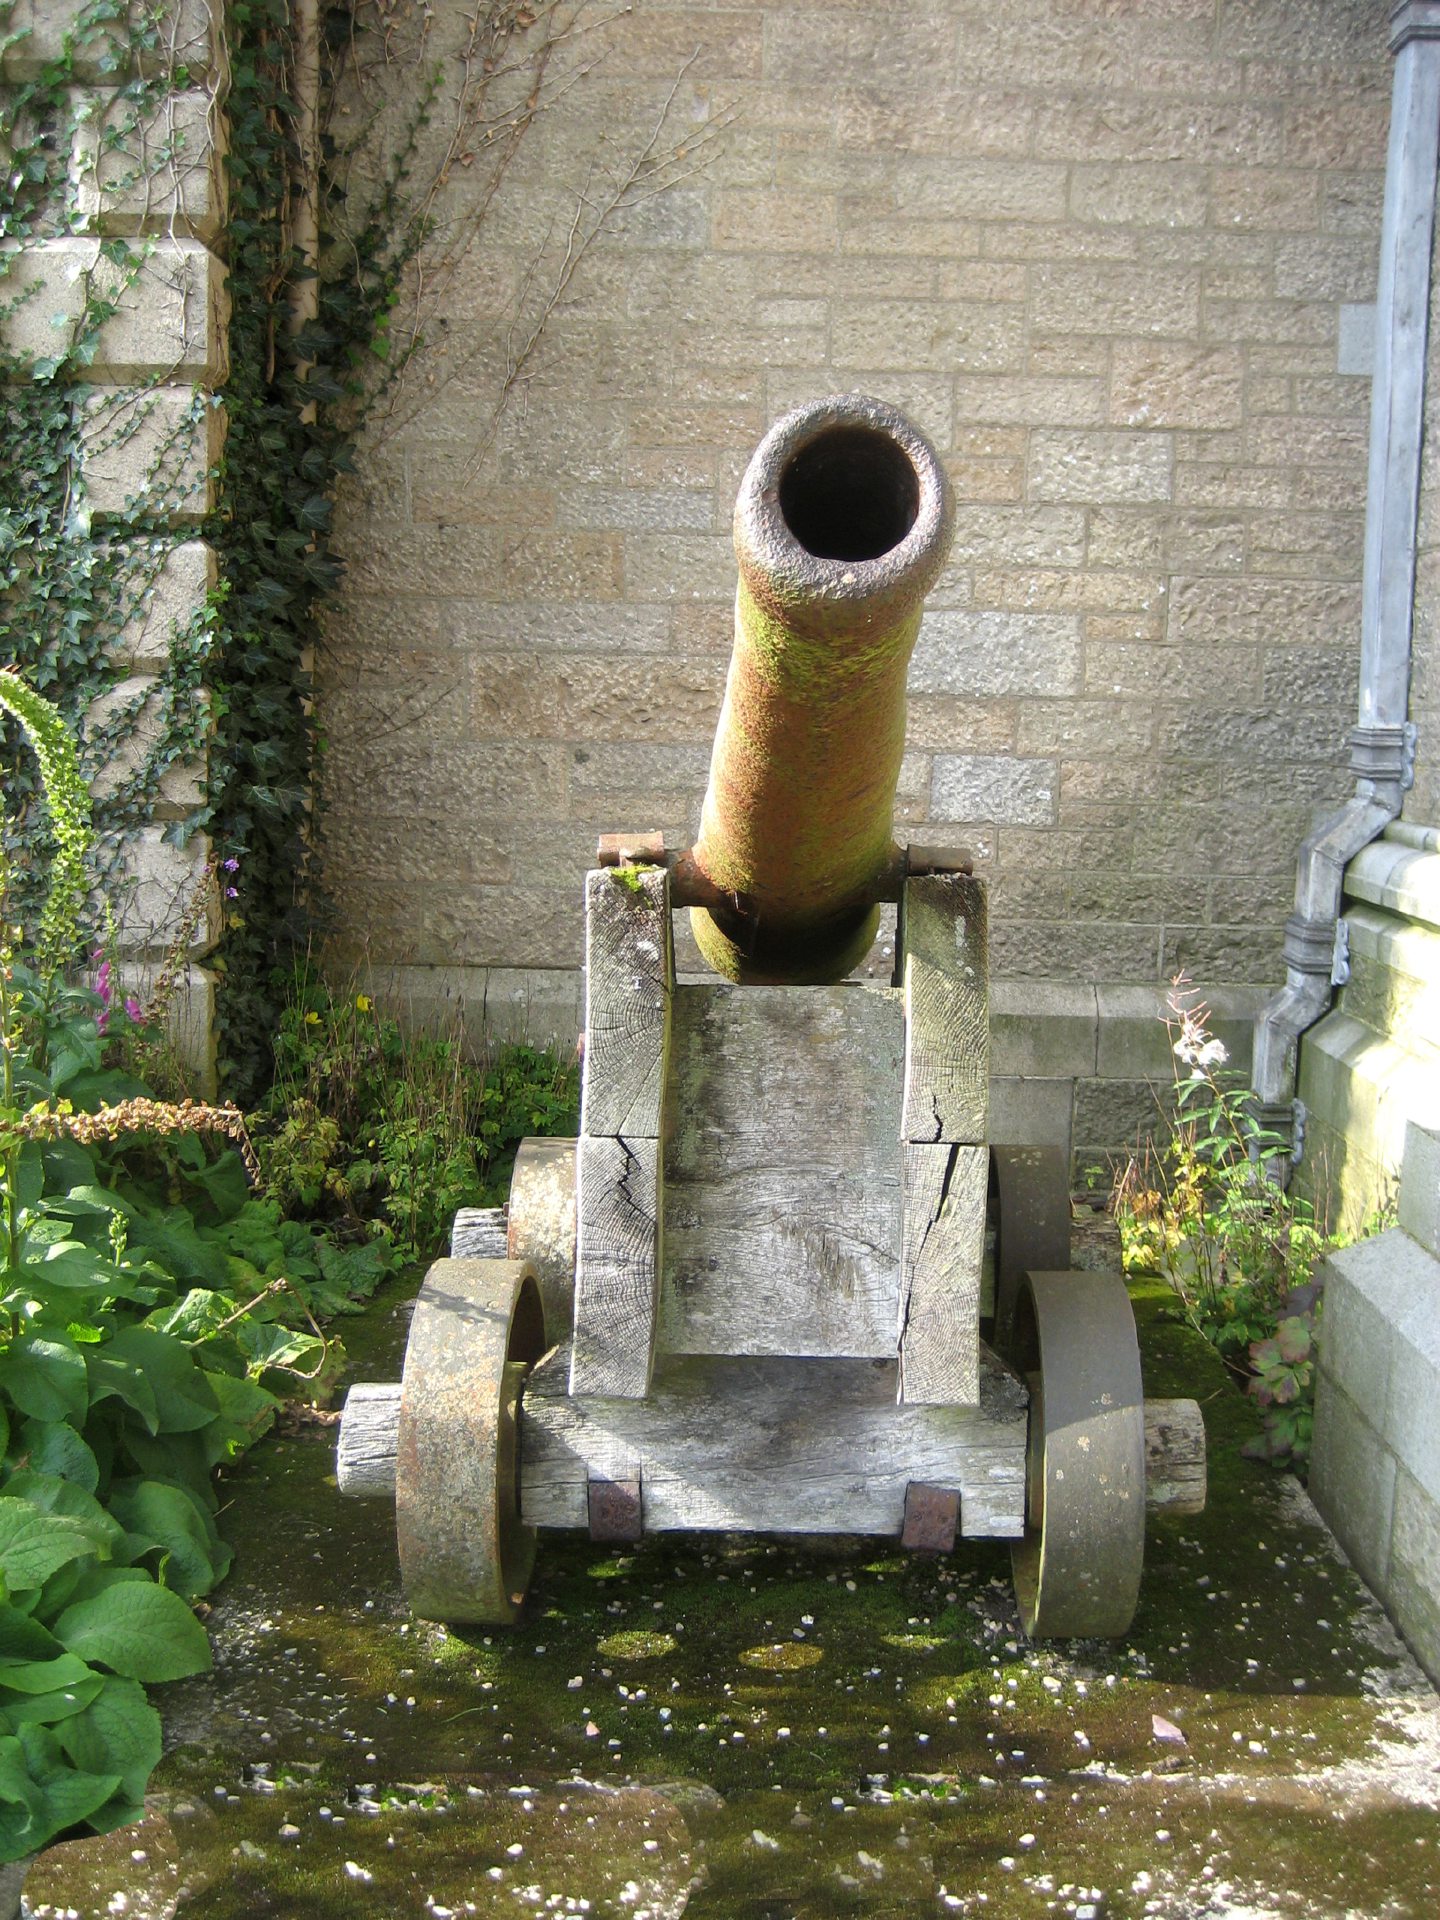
[587,1477,643,1543]
[901,1482,960,1554]
[992,1144,1074,1352]
[596,830,666,867]
[904,843,975,879]
[1009,1269,1146,1640]
[687,395,956,985]
[395,1257,546,1626]
[507,1138,577,1349]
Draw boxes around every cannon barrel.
[689,394,955,984]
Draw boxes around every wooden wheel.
[991,1144,1073,1350]
[1009,1269,1146,1640]
[506,1136,577,1348]
[395,1257,546,1625]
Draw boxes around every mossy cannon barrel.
[688,394,956,985]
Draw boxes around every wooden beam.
[336,1378,1207,1525]
[580,865,672,1139]
[571,1134,661,1399]
[897,1142,985,1406]
[899,873,988,1146]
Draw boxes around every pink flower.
[124,996,144,1025]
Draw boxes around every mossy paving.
[26,1279,1440,1919]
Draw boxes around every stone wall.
[1311,1116,1440,1686]
[2,0,226,1090]
[318,0,1391,1148]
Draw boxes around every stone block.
[111,826,216,956]
[832,299,1024,375]
[361,963,582,1054]
[1388,1466,1440,1687]
[1310,1373,1397,1601]
[80,387,224,523]
[1398,1121,1440,1262]
[1,0,215,79]
[1315,1237,1408,1431]
[468,653,722,744]
[893,158,1067,224]
[112,959,216,1099]
[1094,983,1264,1082]
[990,980,1097,1080]
[948,507,1086,571]
[931,754,1056,828]
[909,612,1081,699]
[952,375,1105,428]
[1072,1076,1171,1159]
[85,673,206,808]
[1068,163,1207,229]
[556,487,715,534]
[1033,264,1198,337]
[72,87,224,239]
[0,236,226,384]
[1029,430,1173,505]
[987,1078,1074,1158]
[1110,344,1245,430]
[112,539,216,664]
[712,190,835,253]
[1210,166,1319,231]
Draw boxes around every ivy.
[0,0,216,950]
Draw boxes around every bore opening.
[778,424,921,562]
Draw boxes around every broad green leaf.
[15,1417,99,1494]
[16,1723,121,1845]
[32,1245,155,1303]
[0,1606,60,1663]
[0,1503,98,1594]
[82,1343,156,1433]
[58,1674,160,1817]
[107,1481,229,1600]
[0,1475,126,1562]
[199,1371,277,1465]
[0,1670,105,1728]
[37,1140,101,1201]
[98,1327,219,1434]
[54,1577,212,1682]
[0,1652,96,1696]
[0,1332,87,1424]
[181,1150,251,1224]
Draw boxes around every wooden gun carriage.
[337,396,1206,1639]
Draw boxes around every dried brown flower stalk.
[16,1097,261,1185]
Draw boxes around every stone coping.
[1346,823,1440,930]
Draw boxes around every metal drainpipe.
[1251,0,1440,1163]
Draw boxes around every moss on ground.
[24,1273,1440,1919]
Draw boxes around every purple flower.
[226,886,238,899]
[222,856,240,872]
[124,995,145,1025]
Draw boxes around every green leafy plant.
[0,679,389,1862]
[1113,984,1328,1472]
[255,967,578,1261]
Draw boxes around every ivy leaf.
[53,1578,211,1682]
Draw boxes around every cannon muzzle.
[689,394,955,984]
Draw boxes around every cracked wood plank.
[581,865,672,1140]
[660,983,904,1357]
[900,873,988,1145]
[898,1142,985,1406]
[571,1134,661,1399]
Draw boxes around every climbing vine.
[0,0,217,942]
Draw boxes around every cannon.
[337,395,1206,1639]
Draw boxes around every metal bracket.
[1348,721,1416,793]
[1283,912,1336,978]
[1331,916,1351,988]
[901,1482,960,1554]
[587,1476,643,1544]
